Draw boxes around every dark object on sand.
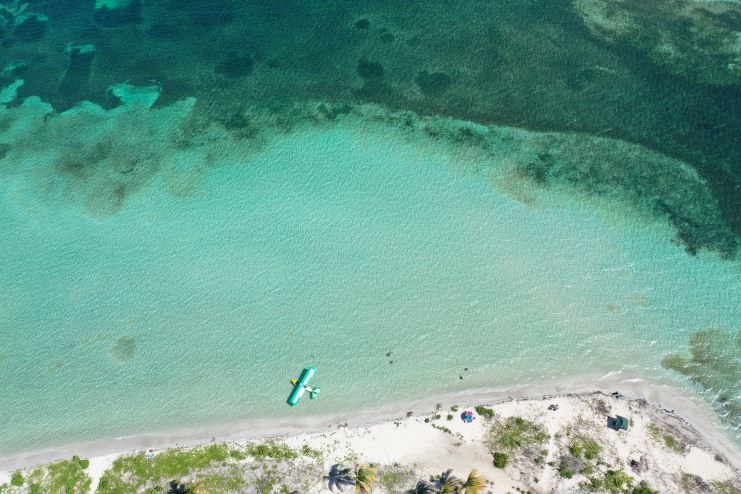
[630,456,648,473]
[611,391,623,399]
[548,404,559,411]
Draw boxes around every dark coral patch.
[357,59,384,79]
[215,53,255,78]
[112,336,137,362]
[415,70,451,96]
[13,14,48,42]
[354,18,370,30]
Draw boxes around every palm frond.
[461,470,485,494]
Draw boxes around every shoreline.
[2,375,739,473]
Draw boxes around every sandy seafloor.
[0,96,739,459]
[0,0,739,467]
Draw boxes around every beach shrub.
[474,406,494,419]
[378,463,415,493]
[492,452,508,468]
[558,455,582,479]
[98,444,232,493]
[247,442,298,461]
[664,435,678,451]
[648,423,684,453]
[300,444,322,458]
[196,469,247,493]
[447,414,454,421]
[487,416,549,454]
[559,467,574,479]
[569,436,602,461]
[23,457,92,494]
[603,470,633,493]
[10,472,23,486]
[711,480,741,494]
[632,481,657,494]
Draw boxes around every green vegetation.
[196,468,247,493]
[569,436,602,461]
[10,472,24,487]
[355,464,378,494]
[474,406,494,419]
[300,444,322,459]
[581,470,634,493]
[711,480,741,494]
[434,469,462,494]
[96,441,318,494]
[603,470,633,493]
[631,481,657,494]
[431,423,454,435]
[378,463,415,494]
[247,442,298,461]
[647,423,683,454]
[664,435,678,451]
[487,416,549,453]
[460,470,486,494]
[558,464,574,479]
[22,456,92,494]
[97,443,234,493]
[492,452,508,468]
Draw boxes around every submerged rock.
[573,0,741,86]
[415,70,452,96]
[357,59,384,79]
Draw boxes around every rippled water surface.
[0,0,739,453]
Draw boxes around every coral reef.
[0,1,48,42]
[573,0,741,86]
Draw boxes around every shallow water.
[1,114,739,453]
[0,0,739,455]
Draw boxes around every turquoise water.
[0,0,740,457]
[0,97,738,453]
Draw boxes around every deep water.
[0,0,739,454]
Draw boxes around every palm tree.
[434,469,462,494]
[460,470,485,494]
[407,480,437,494]
[354,464,378,494]
[326,464,355,492]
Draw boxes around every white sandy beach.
[1,379,739,493]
